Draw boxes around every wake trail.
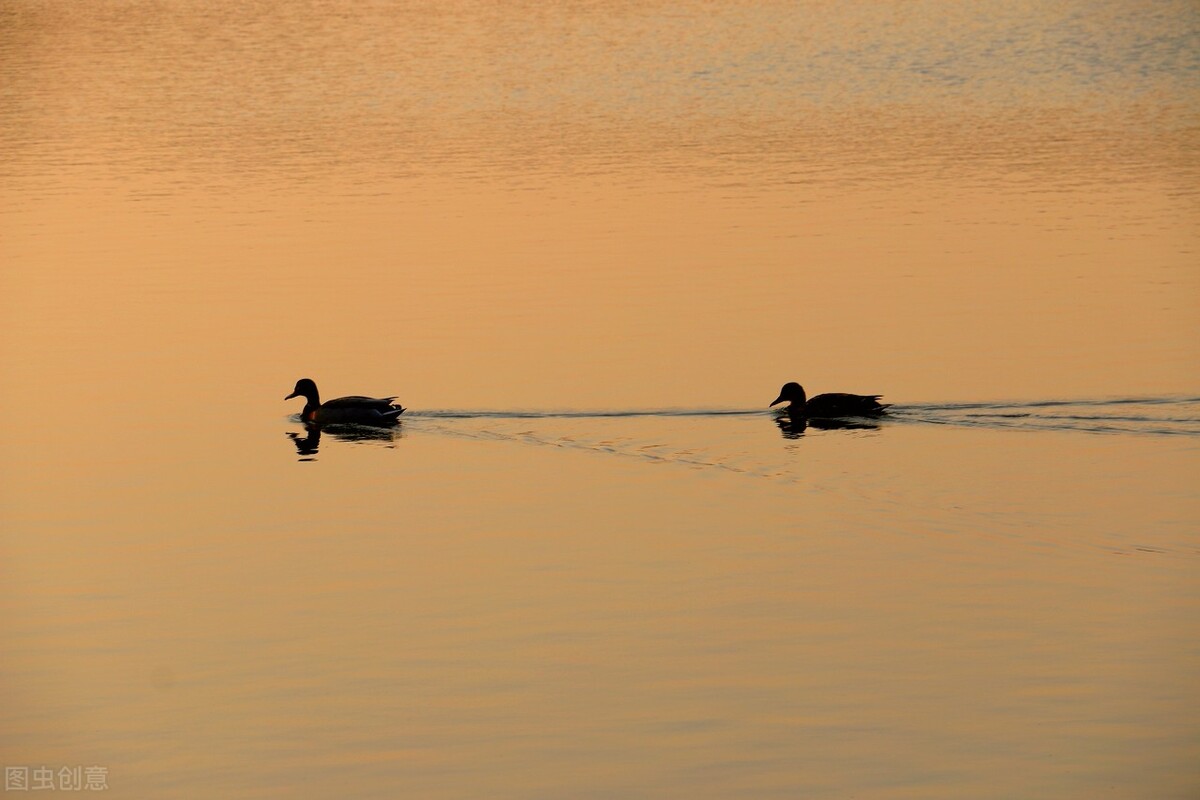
[404,396,1200,437]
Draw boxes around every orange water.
[2,2,1198,797]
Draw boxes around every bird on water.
[770,381,888,418]
[285,378,405,426]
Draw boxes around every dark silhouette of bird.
[285,378,404,426]
[770,381,888,418]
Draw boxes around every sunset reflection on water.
[2,2,1198,797]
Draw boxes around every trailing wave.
[888,396,1200,436]
[405,396,1200,437]
[406,408,763,419]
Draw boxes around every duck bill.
[769,394,786,407]
[284,391,299,400]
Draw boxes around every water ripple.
[890,396,1200,436]
[406,396,1200,437]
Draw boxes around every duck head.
[770,382,807,408]
[285,378,320,404]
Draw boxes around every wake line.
[405,408,765,420]
[403,396,1200,437]
[889,416,1198,437]
[901,396,1200,412]
[962,413,1199,424]
[410,420,785,480]
[887,396,1200,436]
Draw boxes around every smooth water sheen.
[2,2,1198,798]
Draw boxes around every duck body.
[770,381,888,418]
[286,378,404,426]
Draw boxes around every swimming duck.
[285,378,405,426]
[770,382,888,418]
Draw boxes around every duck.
[770,381,888,418]
[285,378,405,426]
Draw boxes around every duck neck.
[789,386,807,413]
[301,389,321,420]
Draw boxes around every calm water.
[2,2,1199,797]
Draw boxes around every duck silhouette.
[285,378,405,426]
[770,382,888,418]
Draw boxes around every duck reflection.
[286,422,402,460]
[774,411,807,439]
[773,411,881,439]
[287,426,322,458]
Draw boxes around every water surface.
[2,2,1198,797]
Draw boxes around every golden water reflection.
[1,1,1198,797]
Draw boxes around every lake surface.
[2,2,1198,797]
